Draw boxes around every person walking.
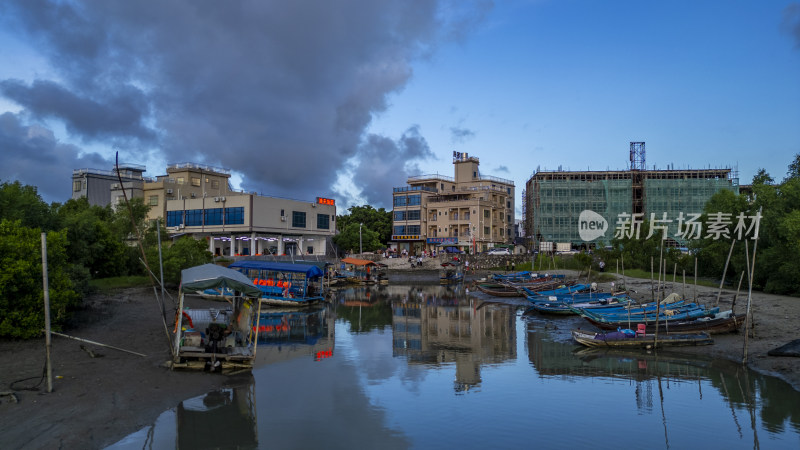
[506,259,510,272]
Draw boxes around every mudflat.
[1,273,798,450]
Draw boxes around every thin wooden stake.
[48,331,146,357]
[694,257,698,301]
[716,239,736,307]
[41,233,53,393]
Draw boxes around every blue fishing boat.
[528,295,631,315]
[228,260,326,307]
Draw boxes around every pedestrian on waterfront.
[511,260,515,272]
[506,260,510,272]
[465,260,469,272]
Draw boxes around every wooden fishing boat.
[583,310,745,334]
[571,329,714,348]
[527,296,631,315]
[229,260,326,307]
[476,283,523,297]
[171,263,264,372]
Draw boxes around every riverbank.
[0,268,798,449]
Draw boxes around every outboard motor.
[206,323,228,354]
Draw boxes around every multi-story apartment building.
[392,152,515,255]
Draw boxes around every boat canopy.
[180,263,262,297]
[228,260,324,278]
[341,257,378,267]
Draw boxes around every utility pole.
[359,223,363,255]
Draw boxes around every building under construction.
[523,142,739,248]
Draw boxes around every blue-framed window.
[393,195,407,207]
[166,210,183,227]
[406,225,420,234]
[185,209,203,226]
[205,208,223,225]
[408,195,421,206]
[394,210,406,221]
[292,211,306,228]
[407,210,420,220]
[394,225,406,235]
[225,207,244,225]
[317,214,330,230]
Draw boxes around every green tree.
[0,180,55,230]
[333,222,382,254]
[54,198,128,278]
[336,205,392,246]
[0,220,80,338]
[157,236,213,286]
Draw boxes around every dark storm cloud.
[0,0,492,204]
[0,79,155,143]
[450,126,476,143]
[0,112,110,202]
[349,126,435,208]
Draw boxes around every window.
[507,201,511,208]
[292,211,306,228]
[393,211,406,221]
[507,187,511,194]
[73,180,82,192]
[394,225,406,235]
[205,208,223,225]
[211,180,220,189]
[484,226,490,235]
[507,215,511,223]
[176,177,185,185]
[307,246,314,255]
[191,177,201,187]
[149,195,158,206]
[407,210,420,221]
[317,214,330,230]
[407,225,420,234]
[185,209,203,226]
[166,210,183,227]
[280,209,285,217]
[408,194,421,206]
[484,210,490,218]
[393,196,407,207]
[226,207,244,225]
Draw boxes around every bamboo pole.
[48,331,146,357]
[41,233,53,393]
[694,257,698,301]
[650,256,655,302]
[743,229,759,363]
[716,240,736,307]
[682,270,686,299]
[654,239,664,347]
[672,263,677,293]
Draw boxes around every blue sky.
[1,1,798,218]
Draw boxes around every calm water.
[110,284,800,449]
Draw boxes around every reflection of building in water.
[254,307,335,366]
[177,380,258,449]
[392,298,516,392]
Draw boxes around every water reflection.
[254,307,334,364]
[110,285,800,449]
[108,376,258,449]
[526,321,800,440]
[177,379,258,449]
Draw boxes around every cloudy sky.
[1,1,798,216]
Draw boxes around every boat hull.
[571,329,714,348]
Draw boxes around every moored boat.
[229,260,326,307]
[571,329,714,348]
[171,263,264,372]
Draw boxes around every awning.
[341,257,379,267]
[228,260,324,278]
[180,263,262,297]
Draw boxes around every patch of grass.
[89,276,151,293]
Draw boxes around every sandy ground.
[0,263,798,449]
